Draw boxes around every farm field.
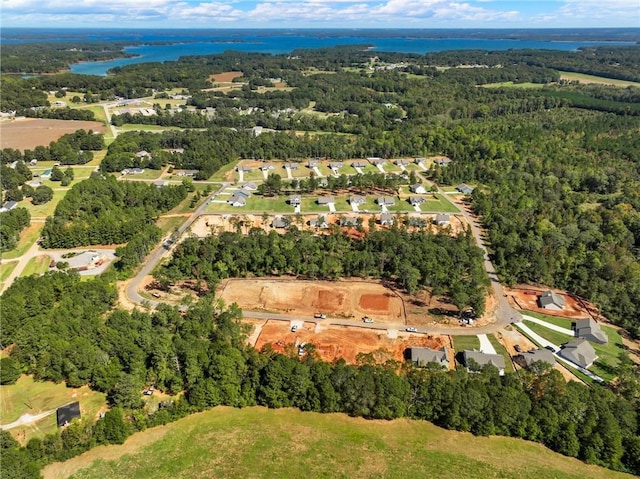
[248,319,450,365]
[558,71,640,87]
[42,406,631,479]
[0,118,106,150]
[1,375,106,444]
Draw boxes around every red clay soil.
[359,294,390,311]
[507,286,599,319]
[210,71,243,82]
[250,319,450,366]
[0,118,107,151]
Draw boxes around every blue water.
[2,28,636,76]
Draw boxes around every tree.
[50,166,64,181]
[0,357,21,385]
[94,408,130,445]
[5,188,23,202]
[32,185,53,205]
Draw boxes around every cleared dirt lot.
[0,118,106,150]
[248,319,451,366]
[507,286,596,319]
[209,71,244,83]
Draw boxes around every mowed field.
[249,319,451,365]
[43,406,632,479]
[0,118,106,150]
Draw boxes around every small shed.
[56,402,81,427]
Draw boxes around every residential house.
[329,162,343,170]
[307,159,319,168]
[0,201,18,213]
[228,188,251,207]
[376,196,395,206]
[56,402,81,428]
[394,159,410,167]
[351,160,368,169]
[289,195,302,206]
[406,216,427,227]
[283,162,299,170]
[367,157,386,166]
[538,290,566,311]
[29,159,38,166]
[409,196,425,206]
[339,216,359,227]
[349,195,366,205]
[573,318,608,344]
[456,184,474,194]
[462,350,506,375]
[153,180,169,188]
[260,164,274,171]
[558,339,597,368]
[135,150,150,158]
[243,182,258,191]
[317,196,335,206]
[175,169,198,177]
[251,126,263,137]
[408,347,449,368]
[414,157,426,165]
[26,180,42,188]
[434,214,451,226]
[379,212,394,226]
[272,216,289,229]
[434,157,453,167]
[41,169,52,179]
[237,165,253,173]
[309,216,329,228]
[410,183,427,194]
[122,168,145,175]
[520,349,556,368]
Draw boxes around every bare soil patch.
[507,286,596,319]
[250,319,450,365]
[359,293,390,311]
[0,118,106,151]
[210,71,243,82]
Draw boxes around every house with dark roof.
[573,318,608,344]
[559,339,597,368]
[462,350,505,375]
[538,290,566,311]
[434,157,453,167]
[376,196,395,206]
[409,347,449,368]
[310,216,329,228]
[406,216,427,227]
[456,184,474,194]
[379,212,394,226]
[521,348,556,368]
[349,195,366,205]
[351,160,368,169]
[56,402,81,427]
[272,216,289,229]
[410,184,427,194]
[283,162,299,170]
[408,196,425,206]
[434,214,450,226]
[317,197,335,205]
[289,195,302,206]
[0,201,19,213]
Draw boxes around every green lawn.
[117,124,184,133]
[120,168,163,180]
[45,407,629,479]
[489,334,514,373]
[523,320,573,347]
[207,159,239,182]
[1,375,106,444]
[205,194,292,214]
[452,335,480,352]
[20,255,51,277]
[23,189,68,218]
[1,223,43,259]
[156,216,187,235]
[0,261,18,289]
[301,197,332,213]
[522,311,574,329]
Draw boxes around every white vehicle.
[405,327,417,332]
[362,317,373,323]
[291,325,298,332]
[314,313,326,319]
[298,343,306,356]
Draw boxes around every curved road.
[126,175,521,336]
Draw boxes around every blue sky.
[2,0,639,28]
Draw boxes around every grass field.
[558,71,640,87]
[452,335,480,351]
[45,406,631,479]
[489,334,514,373]
[1,222,43,259]
[20,255,51,277]
[0,261,18,289]
[207,159,239,181]
[522,310,575,328]
[1,376,106,444]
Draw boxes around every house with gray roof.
[136,150,150,158]
[289,195,302,206]
[260,164,274,171]
[538,290,566,311]
[376,196,395,206]
[272,216,289,229]
[456,184,474,194]
[175,169,199,177]
[283,162,299,170]
[409,347,449,368]
[558,339,597,368]
[434,214,451,226]
[434,157,453,167]
[237,165,253,172]
[462,350,506,375]
[394,159,410,167]
[349,195,366,205]
[409,196,425,206]
[367,157,385,166]
[154,180,169,188]
[228,188,251,207]
[243,182,258,191]
[317,197,335,205]
[414,157,426,164]
[573,318,608,344]
[122,167,145,175]
[410,183,427,194]
[329,162,343,170]
[309,216,329,229]
[351,160,368,169]
[521,348,556,368]
[0,201,18,213]
[339,216,359,227]
[379,212,394,226]
[307,159,319,168]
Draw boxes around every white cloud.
[532,0,639,25]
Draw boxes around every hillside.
[44,407,633,479]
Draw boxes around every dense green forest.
[0,207,30,251]
[2,278,639,476]
[157,227,489,312]
[40,176,187,248]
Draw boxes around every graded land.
[0,118,106,150]
[42,406,632,479]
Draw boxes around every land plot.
[0,118,106,151]
[508,286,593,319]
[1,223,43,259]
[250,319,448,365]
[209,71,244,83]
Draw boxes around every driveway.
[513,321,559,352]
[477,334,497,354]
